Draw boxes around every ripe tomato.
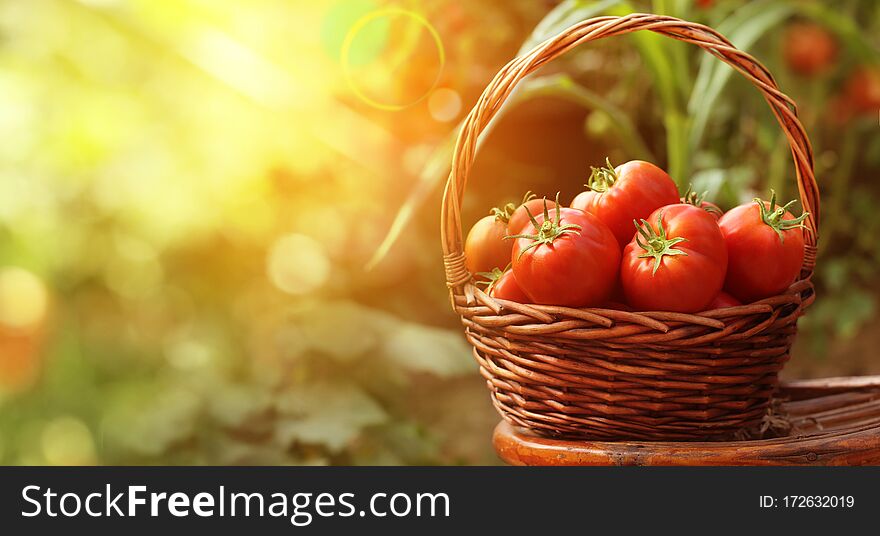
[510,202,619,307]
[604,301,633,311]
[719,191,808,303]
[570,159,679,247]
[681,186,722,220]
[707,291,741,310]
[508,193,558,234]
[481,267,530,303]
[844,66,880,115]
[621,204,727,313]
[783,22,836,77]
[464,212,511,279]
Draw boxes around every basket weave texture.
[441,13,821,441]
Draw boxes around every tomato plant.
[570,159,680,247]
[621,204,728,312]
[719,191,809,303]
[681,186,722,220]
[507,193,558,234]
[844,66,880,115]
[783,22,837,77]
[508,199,619,307]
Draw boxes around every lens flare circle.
[341,8,445,111]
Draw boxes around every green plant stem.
[612,3,690,185]
[767,135,788,200]
[818,128,859,257]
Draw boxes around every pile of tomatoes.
[465,159,810,313]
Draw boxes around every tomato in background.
[621,204,727,313]
[571,159,679,247]
[783,22,837,77]
[719,191,809,303]
[510,203,619,307]
[844,66,880,115]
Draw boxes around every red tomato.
[508,194,558,234]
[844,66,880,115]
[707,291,741,309]
[681,186,723,220]
[783,22,836,77]
[510,204,619,307]
[719,192,808,303]
[621,204,727,313]
[464,213,511,279]
[603,301,633,311]
[570,159,679,247]
[487,268,530,303]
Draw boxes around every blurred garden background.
[0,0,878,465]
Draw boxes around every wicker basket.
[441,13,821,441]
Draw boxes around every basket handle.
[442,13,819,295]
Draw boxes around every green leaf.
[208,384,272,428]
[688,0,794,155]
[102,384,201,457]
[381,322,474,378]
[519,0,624,54]
[294,300,395,362]
[689,166,755,208]
[275,381,387,453]
[366,134,455,271]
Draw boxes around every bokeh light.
[267,234,331,295]
[41,416,97,466]
[428,87,462,122]
[0,267,49,331]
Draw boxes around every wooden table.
[494,376,880,466]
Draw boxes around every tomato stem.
[633,211,688,275]
[475,265,510,294]
[682,184,723,216]
[504,193,582,259]
[584,157,618,193]
[489,191,537,224]
[755,189,810,243]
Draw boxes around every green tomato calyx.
[585,157,618,193]
[634,212,688,276]
[475,265,510,294]
[505,193,582,259]
[755,189,810,243]
[491,191,538,224]
[682,184,723,216]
